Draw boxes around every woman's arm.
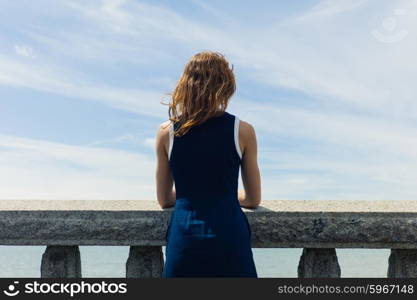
[238,121,261,209]
[155,121,176,209]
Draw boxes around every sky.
[0,0,416,201]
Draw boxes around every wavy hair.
[162,51,236,137]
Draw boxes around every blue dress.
[162,111,257,278]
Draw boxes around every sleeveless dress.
[162,111,258,278]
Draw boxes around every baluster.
[388,249,417,278]
[126,246,164,278]
[41,245,81,278]
[298,248,341,278]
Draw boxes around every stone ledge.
[2,199,417,212]
[0,200,416,248]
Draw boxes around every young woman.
[155,51,261,277]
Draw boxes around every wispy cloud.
[0,55,167,117]
[84,134,145,147]
[14,45,36,58]
[238,99,417,200]
[295,0,369,21]
[0,0,416,201]
[144,137,156,150]
[0,134,156,200]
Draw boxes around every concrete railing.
[1,200,417,278]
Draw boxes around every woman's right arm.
[238,121,261,209]
[155,121,176,209]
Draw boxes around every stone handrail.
[0,200,416,278]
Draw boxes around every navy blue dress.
[162,111,257,278]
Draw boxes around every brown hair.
[162,51,236,137]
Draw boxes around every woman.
[155,51,261,277]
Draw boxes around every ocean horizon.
[0,246,390,278]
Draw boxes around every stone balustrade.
[1,200,417,278]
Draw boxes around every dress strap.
[168,121,174,160]
[234,116,242,160]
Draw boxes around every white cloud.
[144,138,156,150]
[14,45,36,58]
[0,134,156,200]
[1,0,417,201]
[85,134,146,147]
[3,0,416,120]
[233,1,417,119]
[295,0,369,21]
[0,55,167,118]
[233,98,417,200]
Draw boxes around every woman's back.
[162,111,258,277]
[169,111,240,204]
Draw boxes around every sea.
[0,246,390,278]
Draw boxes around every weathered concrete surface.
[126,246,164,278]
[388,249,417,278]
[2,199,417,212]
[41,246,81,278]
[0,200,417,248]
[298,248,341,278]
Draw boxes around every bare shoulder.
[239,119,256,139]
[158,120,171,133]
[238,119,257,156]
[156,120,171,151]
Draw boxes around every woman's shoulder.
[237,118,256,148]
[160,119,172,128]
[156,120,172,143]
[155,120,173,155]
[157,120,172,134]
[237,118,255,135]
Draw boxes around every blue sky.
[0,0,416,200]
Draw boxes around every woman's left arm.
[155,121,176,209]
